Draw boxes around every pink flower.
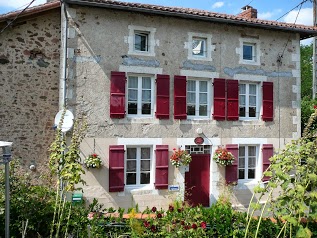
[200,221,207,229]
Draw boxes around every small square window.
[134,32,149,52]
[243,43,255,61]
[192,38,206,57]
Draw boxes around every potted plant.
[213,147,235,166]
[170,148,192,168]
[84,153,102,168]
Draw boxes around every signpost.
[0,141,12,238]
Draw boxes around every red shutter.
[156,74,170,119]
[213,78,226,120]
[174,75,187,119]
[225,144,238,184]
[109,145,125,192]
[262,82,273,121]
[155,145,169,189]
[110,71,126,118]
[227,80,239,121]
[262,144,273,182]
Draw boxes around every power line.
[0,0,36,34]
[246,0,255,6]
[276,0,310,21]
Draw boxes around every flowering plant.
[170,148,192,167]
[84,153,102,168]
[213,147,235,166]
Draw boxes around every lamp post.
[1,141,13,238]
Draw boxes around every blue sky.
[0,0,313,26]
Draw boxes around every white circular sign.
[54,110,74,132]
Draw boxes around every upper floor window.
[187,79,210,118]
[128,25,156,56]
[126,146,151,185]
[239,83,259,119]
[238,38,261,65]
[187,32,213,61]
[238,145,257,180]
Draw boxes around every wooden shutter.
[110,71,126,118]
[174,75,187,119]
[225,144,238,184]
[213,78,226,120]
[262,144,273,182]
[109,145,125,192]
[262,82,273,121]
[155,145,169,189]
[227,79,239,121]
[156,74,170,119]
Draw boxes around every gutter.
[64,0,317,39]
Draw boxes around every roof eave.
[65,0,317,40]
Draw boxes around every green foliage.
[301,43,313,98]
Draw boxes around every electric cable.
[0,0,36,34]
[276,0,310,21]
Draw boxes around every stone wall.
[0,9,61,180]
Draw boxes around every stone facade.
[0,9,61,179]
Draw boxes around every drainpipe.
[59,1,68,109]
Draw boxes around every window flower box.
[213,147,235,166]
[170,148,192,168]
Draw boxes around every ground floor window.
[126,146,151,185]
[238,145,257,180]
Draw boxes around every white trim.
[238,145,259,180]
[232,138,268,144]
[234,74,267,82]
[180,69,219,78]
[128,25,157,56]
[238,82,260,120]
[187,32,214,61]
[119,65,163,75]
[237,38,261,66]
[118,138,162,145]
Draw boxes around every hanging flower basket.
[170,148,192,168]
[213,147,235,166]
[84,153,102,168]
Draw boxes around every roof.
[1,0,316,39]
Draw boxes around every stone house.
[1,0,317,210]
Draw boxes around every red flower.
[92,153,98,157]
[151,225,156,232]
[143,221,150,228]
[314,105,317,109]
[177,208,183,213]
[157,213,162,218]
[200,221,207,229]
[169,205,174,212]
[180,220,185,225]
[184,225,190,230]
[151,206,157,212]
[191,223,197,229]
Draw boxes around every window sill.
[180,119,216,125]
[188,56,212,62]
[233,120,264,126]
[117,117,160,124]
[117,185,158,196]
[239,60,260,66]
[127,51,155,57]
[235,179,263,190]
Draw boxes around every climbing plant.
[245,108,317,238]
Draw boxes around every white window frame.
[125,146,152,187]
[187,32,213,61]
[238,38,261,65]
[239,82,260,120]
[134,31,149,52]
[126,74,155,118]
[128,25,156,56]
[243,43,255,61]
[238,145,259,181]
[186,78,211,119]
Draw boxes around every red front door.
[185,154,210,207]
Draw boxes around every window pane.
[135,33,148,51]
[128,77,138,88]
[187,92,195,104]
[187,80,195,91]
[199,105,207,116]
[128,103,137,114]
[243,45,253,60]
[140,173,150,184]
[127,148,136,159]
[249,96,256,106]
[248,169,255,179]
[142,103,151,114]
[199,93,207,104]
[248,146,256,156]
[128,89,138,101]
[249,84,256,95]
[141,160,150,171]
[142,77,151,89]
[126,173,136,185]
[199,81,207,92]
[239,169,245,179]
[239,157,245,167]
[239,84,246,94]
[142,90,151,102]
[248,157,256,167]
[239,147,245,156]
[249,107,256,117]
[141,148,150,159]
[187,105,195,115]
[192,38,205,56]
[239,95,246,105]
[239,107,246,117]
[127,161,136,172]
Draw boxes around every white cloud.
[283,8,313,26]
[258,9,282,20]
[0,0,46,9]
[212,2,224,9]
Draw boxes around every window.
[134,31,148,52]
[243,43,255,61]
[126,147,151,185]
[192,37,206,57]
[238,146,257,180]
[239,83,259,119]
[128,25,156,56]
[187,79,210,117]
[127,75,154,116]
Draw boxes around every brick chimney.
[237,5,257,19]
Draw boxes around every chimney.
[237,5,257,19]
